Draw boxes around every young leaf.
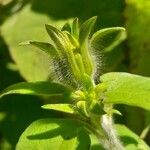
[100,72,150,111]
[79,16,97,45]
[90,27,126,53]
[78,17,97,76]
[0,81,71,98]
[1,5,54,82]
[20,41,58,57]
[41,104,74,114]
[16,119,91,150]
[72,18,79,39]
[76,101,89,117]
[63,31,79,48]
[29,41,58,56]
[61,22,71,33]
[45,24,68,54]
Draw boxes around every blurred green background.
[0,0,150,149]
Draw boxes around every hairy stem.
[100,114,124,150]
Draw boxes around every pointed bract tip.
[45,24,49,30]
[90,16,98,21]
[45,24,54,31]
[73,17,79,21]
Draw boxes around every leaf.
[100,72,150,111]
[72,18,79,39]
[1,5,66,82]
[79,17,97,76]
[0,81,71,99]
[76,101,89,117]
[61,22,71,33]
[79,16,97,45]
[116,124,150,150]
[20,41,58,57]
[63,31,79,48]
[45,24,68,54]
[90,27,126,53]
[90,134,105,150]
[16,119,91,150]
[1,5,51,82]
[41,104,74,114]
[77,127,91,150]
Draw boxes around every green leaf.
[45,24,68,54]
[77,127,91,150]
[79,16,97,45]
[90,27,126,52]
[20,41,58,57]
[116,124,150,150]
[41,104,74,114]
[28,41,57,57]
[100,72,150,111]
[63,31,79,48]
[79,17,97,76]
[72,18,79,39]
[0,82,71,99]
[76,101,89,117]
[1,5,54,81]
[16,119,91,150]
[78,17,97,76]
[61,22,71,33]
[90,134,105,150]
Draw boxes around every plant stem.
[100,114,124,150]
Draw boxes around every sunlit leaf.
[79,16,97,45]
[79,17,97,76]
[1,5,66,81]
[16,119,91,150]
[0,82,71,99]
[90,27,126,52]
[61,22,71,33]
[20,41,58,57]
[1,5,51,81]
[63,31,79,48]
[41,104,74,114]
[100,72,150,110]
[45,24,68,54]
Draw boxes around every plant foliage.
[0,17,150,150]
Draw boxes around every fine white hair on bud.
[51,56,78,88]
[89,45,103,83]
